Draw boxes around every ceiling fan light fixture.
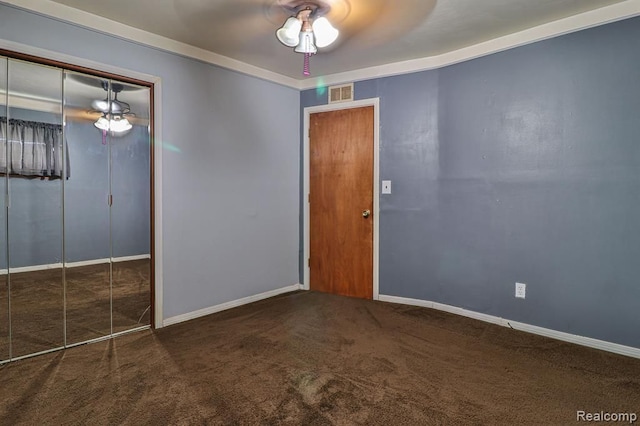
[277,4,337,75]
[312,17,339,48]
[276,16,302,47]
[294,29,317,54]
[94,114,132,133]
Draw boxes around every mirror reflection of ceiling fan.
[66,73,139,136]
[91,81,135,134]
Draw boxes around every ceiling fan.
[272,0,437,76]
[169,0,437,78]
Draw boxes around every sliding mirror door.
[63,74,151,341]
[63,72,112,344]
[0,55,152,362]
[7,60,64,358]
[0,58,8,362]
[110,82,151,333]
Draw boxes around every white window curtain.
[0,118,69,179]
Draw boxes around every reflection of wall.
[300,16,640,348]
[64,121,150,263]
[106,126,151,259]
[3,178,62,268]
[0,107,150,268]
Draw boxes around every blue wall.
[301,16,640,348]
[0,2,300,319]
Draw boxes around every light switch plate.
[382,180,391,194]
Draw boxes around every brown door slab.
[309,106,374,299]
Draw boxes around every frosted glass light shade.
[294,30,317,54]
[276,17,302,47]
[94,115,132,133]
[94,116,110,131]
[312,17,339,48]
[110,116,132,133]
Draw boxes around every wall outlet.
[515,282,526,299]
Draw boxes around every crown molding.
[300,0,640,89]
[2,0,639,91]
[0,0,301,89]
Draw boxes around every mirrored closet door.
[109,80,151,334]
[0,57,8,361]
[0,55,152,363]
[6,60,64,359]
[64,72,113,345]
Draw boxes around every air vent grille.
[328,83,354,103]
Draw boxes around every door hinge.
[108,194,113,206]
[308,193,310,203]
[308,258,310,267]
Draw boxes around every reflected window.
[0,118,69,179]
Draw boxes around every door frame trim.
[303,98,380,300]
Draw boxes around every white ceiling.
[45,0,627,81]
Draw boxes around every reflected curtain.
[0,117,69,179]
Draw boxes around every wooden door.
[309,106,374,299]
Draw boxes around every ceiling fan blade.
[323,0,437,50]
[174,0,266,22]
[173,0,266,36]
[172,0,284,54]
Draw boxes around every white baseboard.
[63,258,111,268]
[1,262,64,275]
[379,294,640,360]
[163,284,303,327]
[0,254,151,275]
[112,254,152,263]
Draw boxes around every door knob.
[362,209,371,218]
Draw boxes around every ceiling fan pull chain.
[303,53,311,76]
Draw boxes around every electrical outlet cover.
[515,282,526,299]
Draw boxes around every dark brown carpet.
[0,290,638,425]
